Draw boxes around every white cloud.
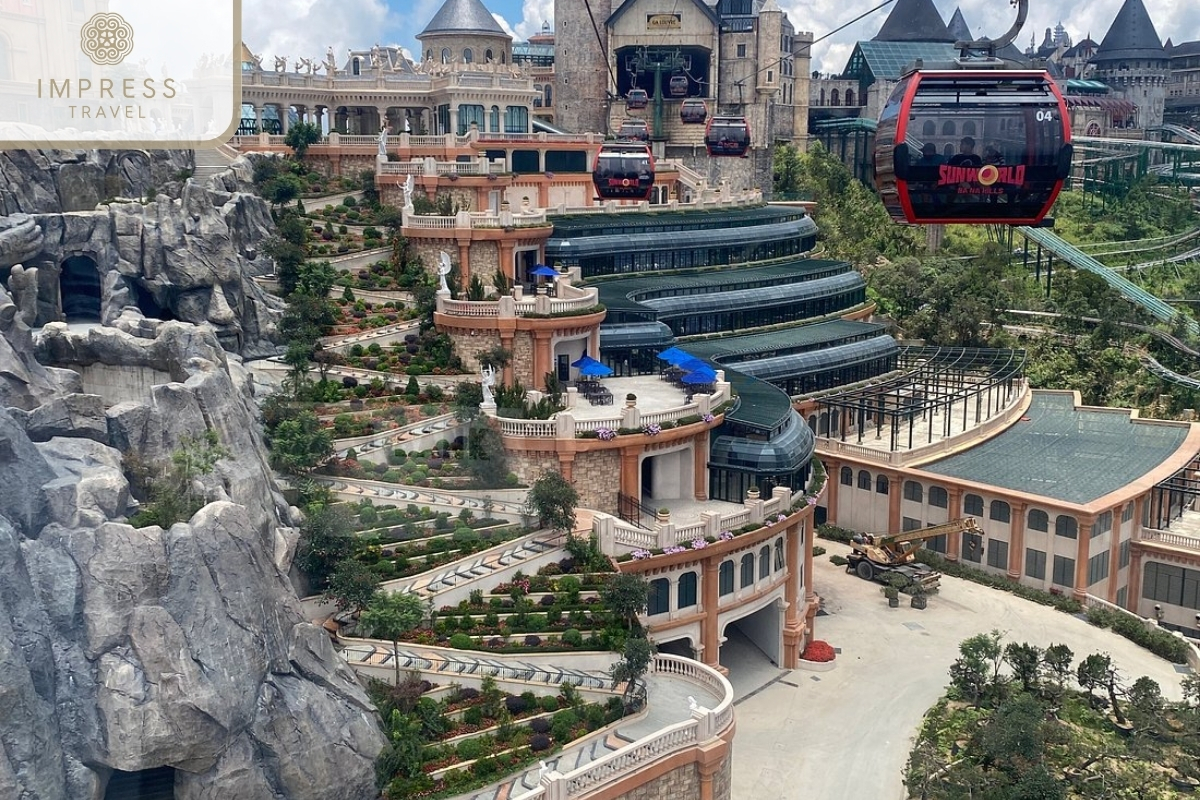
[493,13,519,39]
[515,0,555,41]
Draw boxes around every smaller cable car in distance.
[626,89,649,110]
[617,118,649,141]
[680,99,707,124]
[704,116,750,157]
[669,75,689,96]
[593,141,655,200]
[874,70,1072,225]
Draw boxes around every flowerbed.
[800,640,835,663]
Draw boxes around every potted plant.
[910,582,928,610]
[884,585,900,608]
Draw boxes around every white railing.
[331,412,461,456]
[378,161,424,175]
[438,299,501,317]
[495,418,557,438]
[1139,528,1200,552]
[404,216,458,229]
[513,655,733,800]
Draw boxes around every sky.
[241,0,1200,78]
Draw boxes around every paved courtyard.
[730,542,1191,800]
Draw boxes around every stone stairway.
[192,147,234,180]
[341,643,615,691]
[466,729,638,800]
[391,535,559,598]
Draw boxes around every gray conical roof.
[418,0,507,38]
[946,8,971,42]
[873,0,954,42]
[1092,0,1166,62]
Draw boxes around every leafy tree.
[261,172,304,207]
[478,345,512,373]
[1127,676,1166,737]
[295,503,355,590]
[1043,643,1074,695]
[360,592,425,684]
[1003,642,1043,694]
[949,630,1005,708]
[325,558,380,614]
[359,168,380,207]
[601,573,650,631]
[268,410,332,475]
[610,633,655,710]
[292,261,337,299]
[464,419,510,488]
[1077,653,1127,725]
[263,237,306,294]
[284,121,322,159]
[453,380,483,421]
[526,470,578,534]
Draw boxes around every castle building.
[1086,0,1171,130]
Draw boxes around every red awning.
[1064,95,1136,116]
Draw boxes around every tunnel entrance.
[133,282,174,321]
[60,255,102,321]
[103,766,176,800]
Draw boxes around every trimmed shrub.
[817,524,857,544]
[550,710,578,742]
[455,687,480,703]
[539,696,559,713]
[539,594,556,607]
[562,628,583,647]
[456,738,483,760]
[812,545,827,557]
[829,555,849,566]
[449,633,474,650]
[524,635,542,647]
[914,551,1084,614]
[470,756,497,778]
[529,717,551,734]
[463,706,483,725]
[583,703,606,730]
[505,695,527,715]
[530,733,552,752]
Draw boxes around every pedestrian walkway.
[192,147,234,180]
[380,532,560,598]
[341,642,615,690]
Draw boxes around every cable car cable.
[582,0,619,98]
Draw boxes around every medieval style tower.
[553,0,613,134]
[1090,0,1170,129]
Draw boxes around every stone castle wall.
[618,763,700,800]
[507,448,559,486]
[574,448,620,515]
[446,329,502,374]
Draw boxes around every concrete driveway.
[730,543,1191,800]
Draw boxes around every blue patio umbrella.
[570,354,596,367]
[676,356,709,373]
[578,360,614,377]
[656,347,693,365]
[531,264,558,278]
[681,366,717,384]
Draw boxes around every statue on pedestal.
[325,46,337,75]
[377,124,389,157]
[437,251,452,294]
[401,173,415,211]
[371,43,382,69]
[274,55,287,72]
[481,364,496,406]
[248,50,263,70]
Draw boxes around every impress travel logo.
[0,0,240,148]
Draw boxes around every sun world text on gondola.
[36,78,178,119]
[937,164,1026,188]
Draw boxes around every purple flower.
[702,413,715,423]
[690,538,707,549]
[596,426,616,441]
[807,496,819,506]
[719,531,735,541]
[776,513,788,522]
[631,549,651,560]
[643,423,662,436]
[664,545,687,555]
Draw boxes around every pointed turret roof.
[1092,0,1166,63]
[946,8,971,42]
[872,0,954,43]
[418,0,507,39]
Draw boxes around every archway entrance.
[60,255,102,321]
[640,447,692,503]
[104,766,176,800]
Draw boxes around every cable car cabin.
[617,119,649,142]
[705,116,750,157]
[874,70,1072,225]
[680,99,707,124]
[669,75,689,97]
[593,143,654,200]
[626,89,649,110]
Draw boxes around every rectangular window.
[737,44,747,58]
[925,534,947,554]
[986,539,1009,570]
[1119,539,1131,569]
[1025,548,1046,580]
[962,532,982,563]
[1096,511,1112,534]
[1116,586,1127,607]
[1087,551,1109,585]
[902,517,922,531]
[1052,555,1075,587]
[1122,503,1134,522]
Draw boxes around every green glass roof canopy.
[546,218,817,260]
[642,273,867,318]
[710,408,816,473]
[728,336,899,383]
[923,393,1191,506]
[548,204,807,236]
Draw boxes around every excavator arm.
[853,518,984,564]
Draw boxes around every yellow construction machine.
[846,518,984,590]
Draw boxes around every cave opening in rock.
[60,255,102,322]
[103,766,176,800]
[133,282,175,321]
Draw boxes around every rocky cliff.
[0,149,282,357]
[0,292,385,799]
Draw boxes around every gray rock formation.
[0,310,386,799]
[0,150,283,357]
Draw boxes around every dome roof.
[1092,0,1166,63]
[418,0,508,39]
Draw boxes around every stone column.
[1007,501,1027,581]
[532,330,552,390]
[456,242,471,290]
[1127,547,1143,612]
[693,434,708,501]
[499,333,515,386]
[254,104,263,132]
[946,486,963,561]
[701,554,721,672]
[619,447,639,500]
[886,471,902,534]
[450,105,460,136]
[823,457,840,525]
[1108,504,1124,604]
[1073,519,1094,602]
[280,105,290,134]
[559,453,575,483]
[783,518,806,668]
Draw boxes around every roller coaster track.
[1153,124,1200,146]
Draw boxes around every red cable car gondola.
[704,116,750,157]
[592,141,654,201]
[874,69,1073,225]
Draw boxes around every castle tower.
[554,0,613,134]
[416,0,513,66]
[1090,0,1169,129]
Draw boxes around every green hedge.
[913,551,1084,614]
[1085,606,1190,664]
[816,524,857,544]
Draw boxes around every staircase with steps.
[191,146,236,180]
[340,642,616,690]
[386,534,561,598]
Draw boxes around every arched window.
[677,572,697,608]
[922,120,936,136]
[0,37,10,81]
[463,48,473,63]
[352,58,361,76]
[875,475,889,495]
[759,546,770,580]
[485,48,494,62]
[857,470,871,490]
[928,486,948,508]
[489,105,500,132]
[1028,509,1049,531]
[774,538,785,570]
[719,561,735,595]
[504,105,529,133]
[903,481,923,502]
[964,493,984,516]
[845,89,855,106]
[740,553,755,588]
[648,578,670,615]
[1055,515,1078,539]
[840,466,853,486]
[425,50,432,61]
[942,120,956,136]
[830,89,840,105]
[501,52,506,64]
[962,121,976,136]
[441,48,450,64]
[989,500,1011,523]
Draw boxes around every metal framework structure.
[1148,457,1200,531]
[811,346,1027,451]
